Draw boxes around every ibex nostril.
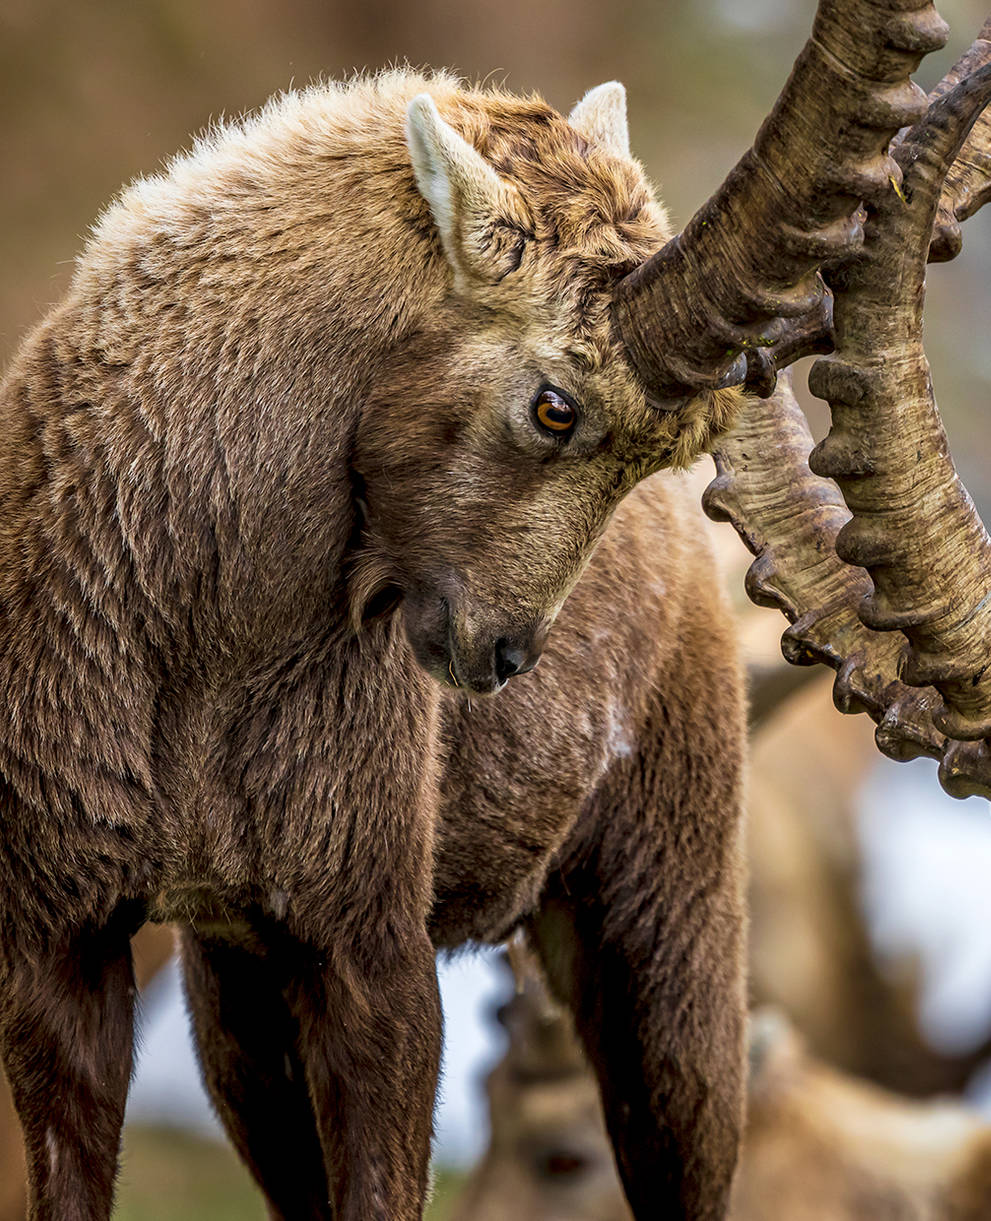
[494,638,529,683]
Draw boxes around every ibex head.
[352,81,738,695]
[353,0,991,744]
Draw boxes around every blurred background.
[3,1,991,1217]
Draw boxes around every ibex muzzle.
[403,584,552,694]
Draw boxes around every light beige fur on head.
[568,82,631,160]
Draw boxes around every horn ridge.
[810,63,991,743]
[702,374,991,800]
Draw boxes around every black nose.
[494,638,536,683]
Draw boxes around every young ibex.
[0,0,972,1215]
[0,71,748,1221]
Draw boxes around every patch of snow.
[858,757,991,1067]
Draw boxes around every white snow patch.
[857,757,991,1069]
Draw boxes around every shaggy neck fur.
[2,78,445,653]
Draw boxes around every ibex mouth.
[402,590,546,697]
[444,648,495,696]
[442,601,509,697]
[443,629,509,698]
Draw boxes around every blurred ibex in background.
[456,949,991,1221]
[2,1,991,1219]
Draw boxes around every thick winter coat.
[0,71,746,1220]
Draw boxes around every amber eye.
[533,387,578,436]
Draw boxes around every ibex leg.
[286,929,442,1221]
[530,684,747,1221]
[0,925,135,1221]
[180,927,333,1220]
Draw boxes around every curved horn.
[736,19,991,391]
[808,65,991,746]
[704,374,991,800]
[613,0,948,404]
[927,18,991,261]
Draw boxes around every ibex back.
[0,71,746,1220]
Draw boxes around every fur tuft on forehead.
[85,69,667,294]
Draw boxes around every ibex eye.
[533,386,578,436]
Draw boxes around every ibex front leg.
[286,926,442,1221]
[181,928,333,1219]
[0,923,136,1221]
[531,676,747,1220]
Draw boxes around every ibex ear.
[568,82,630,159]
[406,94,529,284]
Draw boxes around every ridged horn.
[703,373,991,801]
[809,64,991,745]
[613,0,948,405]
[927,18,991,261]
[735,19,991,389]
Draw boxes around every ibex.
[0,65,750,1221]
[453,957,991,1221]
[1,1,987,1219]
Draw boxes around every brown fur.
[0,924,173,1221]
[0,71,746,1220]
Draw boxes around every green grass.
[114,1126,265,1221]
[114,1125,466,1220]
[427,1167,467,1220]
